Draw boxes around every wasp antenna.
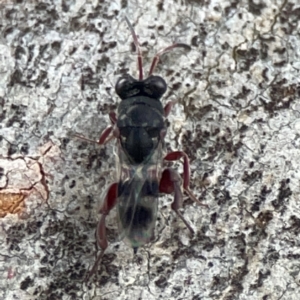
[124,16,144,80]
[148,43,191,76]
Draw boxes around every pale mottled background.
[0,0,300,299]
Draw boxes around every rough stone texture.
[0,0,299,299]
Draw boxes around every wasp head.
[115,74,167,100]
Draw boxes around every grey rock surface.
[0,0,300,299]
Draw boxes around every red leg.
[109,111,117,124]
[75,111,118,146]
[164,101,176,117]
[74,125,116,145]
[86,183,118,281]
[98,126,114,144]
[164,151,207,207]
[159,168,194,234]
[98,112,119,144]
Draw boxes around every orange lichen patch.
[0,142,61,218]
[0,192,27,217]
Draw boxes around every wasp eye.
[115,74,137,99]
[144,76,167,98]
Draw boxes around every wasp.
[85,17,207,279]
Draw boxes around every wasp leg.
[164,101,176,117]
[164,151,208,208]
[159,168,194,234]
[86,182,118,281]
[98,111,119,145]
[109,111,117,124]
[75,126,115,145]
[75,112,118,146]
[98,125,114,144]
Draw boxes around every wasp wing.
[115,140,164,249]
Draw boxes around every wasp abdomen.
[117,179,159,247]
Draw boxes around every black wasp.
[81,17,207,279]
